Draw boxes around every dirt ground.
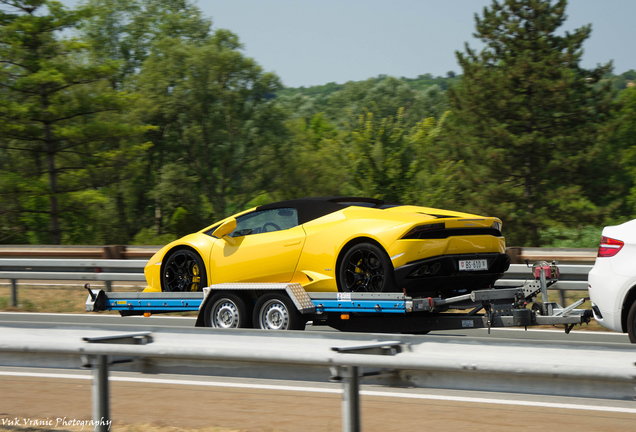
[1,375,635,432]
[0,426,238,432]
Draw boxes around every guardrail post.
[11,279,17,307]
[82,332,152,432]
[331,342,404,432]
[559,290,566,307]
[339,366,360,432]
[92,355,110,432]
[105,281,112,293]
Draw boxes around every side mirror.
[212,218,237,239]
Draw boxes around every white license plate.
[458,259,488,271]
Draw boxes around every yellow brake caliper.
[355,259,363,287]
[191,264,201,291]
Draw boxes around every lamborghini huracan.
[143,197,510,297]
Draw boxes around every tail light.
[598,236,624,257]
[402,223,445,239]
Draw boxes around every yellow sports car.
[143,197,510,297]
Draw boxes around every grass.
[0,283,200,316]
[0,283,129,314]
[545,289,605,331]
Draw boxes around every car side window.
[231,208,298,237]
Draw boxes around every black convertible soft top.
[256,196,399,225]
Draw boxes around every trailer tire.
[253,293,306,331]
[204,292,251,329]
[627,300,636,343]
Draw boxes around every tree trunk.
[154,197,163,235]
[116,185,129,241]
[45,122,61,245]
[524,115,540,247]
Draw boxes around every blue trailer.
[85,263,593,333]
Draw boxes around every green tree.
[445,0,614,246]
[607,87,636,216]
[137,30,286,220]
[274,113,352,199]
[411,84,448,122]
[404,112,463,209]
[324,77,424,128]
[77,0,213,239]
[278,75,451,137]
[79,0,211,89]
[0,0,145,244]
[344,108,447,203]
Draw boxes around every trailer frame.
[85,262,593,334]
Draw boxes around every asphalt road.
[0,311,630,345]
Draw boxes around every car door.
[210,207,306,283]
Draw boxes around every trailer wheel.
[627,300,636,343]
[253,293,306,330]
[204,292,251,329]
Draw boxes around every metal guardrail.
[506,247,597,264]
[495,264,591,290]
[0,259,593,307]
[0,324,634,432]
[0,245,598,262]
[0,259,146,306]
[0,245,160,259]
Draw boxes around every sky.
[62,0,636,88]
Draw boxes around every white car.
[588,219,636,343]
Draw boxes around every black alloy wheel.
[162,249,207,292]
[338,243,395,293]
